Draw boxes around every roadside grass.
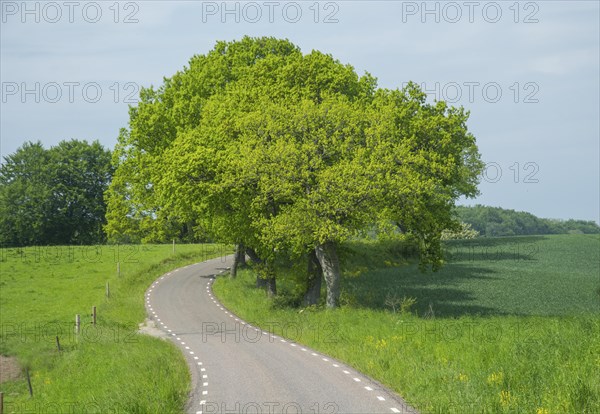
[212,234,600,413]
[0,243,229,413]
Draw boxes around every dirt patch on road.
[138,319,169,340]
[0,355,22,383]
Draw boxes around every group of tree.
[454,205,600,236]
[105,36,484,307]
[0,140,113,246]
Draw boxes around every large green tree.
[105,37,301,245]
[152,43,379,302]
[0,140,113,246]
[106,36,484,307]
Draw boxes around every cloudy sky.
[1,1,598,223]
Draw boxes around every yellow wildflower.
[487,371,504,385]
[500,390,512,407]
[375,339,388,350]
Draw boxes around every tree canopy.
[0,140,113,246]
[105,36,484,307]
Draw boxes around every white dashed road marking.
[148,263,410,414]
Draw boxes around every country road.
[144,256,417,414]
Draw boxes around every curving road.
[145,256,417,414]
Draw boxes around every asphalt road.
[145,256,417,414]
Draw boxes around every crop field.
[213,234,600,413]
[0,243,228,413]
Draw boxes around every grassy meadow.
[0,243,229,413]
[212,234,600,413]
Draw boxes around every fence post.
[75,314,81,335]
[25,368,33,397]
[92,306,96,326]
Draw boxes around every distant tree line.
[454,205,600,237]
[0,140,113,247]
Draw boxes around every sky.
[1,0,599,223]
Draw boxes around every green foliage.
[212,234,600,413]
[106,37,483,275]
[105,37,304,245]
[384,291,417,314]
[0,140,112,246]
[455,205,600,236]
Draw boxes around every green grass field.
[0,243,229,413]
[213,234,600,413]
[1,236,597,413]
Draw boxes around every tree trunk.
[230,243,245,279]
[315,241,341,308]
[245,248,268,288]
[246,247,262,264]
[266,276,277,297]
[256,276,268,288]
[230,246,238,279]
[238,243,247,267]
[264,260,277,297]
[303,250,323,306]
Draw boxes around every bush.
[441,222,479,240]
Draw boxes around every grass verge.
[212,235,600,413]
[0,243,229,413]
